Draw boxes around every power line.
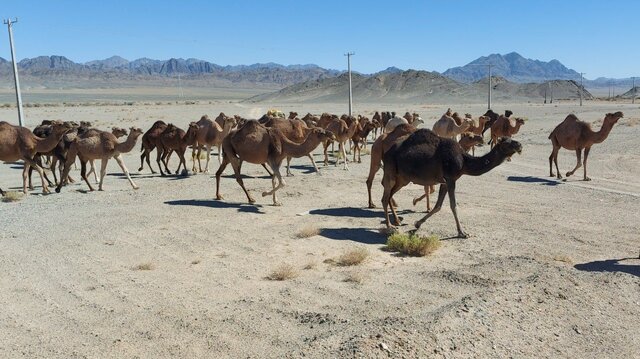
[4,18,24,127]
[344,52,355,117]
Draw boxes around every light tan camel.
[466,116,490,136]
[384,115,424,134]
[157,123,199,176]
[432,114,473,139]
[215,120,335,205]
[192,114,237,172]
[458,133,484,154]
[490,116,525,148]
[0,120,72,194]
[548,111,623,180]
[56,127,143,192]
[85,127,128,183]
[323,116,359,170]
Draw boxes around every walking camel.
[192,114,237,173]
[139,120,168,174]
[490,116,525,148]
[548,111,623,180]
[381,129,522,237]
[215,120,335,205]
[56,127,143,192]
[0,120,73,195]
[156,123,199,176]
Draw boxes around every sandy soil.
[1,99,639,358]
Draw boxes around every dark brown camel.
[139,120,168,174]
[381,129,522,237]
[156,123,199,176]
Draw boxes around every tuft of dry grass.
[553,255,573,265]
[191,259,201,265]
[303,261,317,270]
[343,270,366,284]
[132,262,155,271]
[267,263,298,281]
[336,247,369,266]
[386,233,440,257]
[296,224,320,238]
[1,191,24,203]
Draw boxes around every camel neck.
[280,132,323,157]
[592,119,616,144]
[462,149,507,176]
[35,130,65,153]
[116,133,140,153]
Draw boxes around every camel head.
[604,111,624,123]
[79,121,92,127]
[505,110,513,118]
[112,127,128,138]
[288,111,298,119]
[515,118,525,126]
[129,127,144,138]
[494,137,522,160]
[464,113,472,119]
[413,116,424,127]
[200,114,210,121]
[40,119,53,126]
[445,108,453,117]
[51,120,75,135]
[311,128,336,141]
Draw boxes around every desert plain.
[0,90,639,358]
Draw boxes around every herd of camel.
[0,107,624,236]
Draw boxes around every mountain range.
[0,52,634,91]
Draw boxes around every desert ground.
[0,94,639,358]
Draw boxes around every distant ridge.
[443,52,581,83]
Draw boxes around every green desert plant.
[386,233,440,257]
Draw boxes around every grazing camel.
[139,120,168,174]
[56,127,143,192]
[192,114,237,172]
[0,120,73,194]
[432,113,473,139]
[323,116,359,170]
[548,111,623,181]
[490,116,525,148]
[157,123,199,176]
[381,129,522,236]
[215,120,335,205]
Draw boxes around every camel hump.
[564,114,579,122]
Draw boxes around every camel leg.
[204,145,212,173]
[98,158,109,191]
[323,141,330,166]
[308,154,320,175]
[0,187,4,196]
[552,147,562,179]
[366,159,381,208]
[565,148,582,178]
[22,157,50,194]
[157,148,166,176]
[80,159,95,191]
[445,180,467,238]
[381,180,395,229]
[582,147,591,181]
[114,154,139,190]
[175,150,186,174]
[139,149,147,172]
[388,184,403,226]
[232,160,255,204]
[145,149,156,174]
[340,142,349,170]
[217,145,222,164]
[161,149,171,174]
[87,159,99,183]
[215,156,229,200]
[286,157,293,177]
[415,184,448,229]
[262,161,286,206]
[262,164,274,177]
[56,146,77,193]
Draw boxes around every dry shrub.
[267,263,298,281]
[296,224,320,238]
[337,247,369,266]
[2,191,24,203]
[343,270,366,284]
[386,233,440,257]
[132,262,155,271]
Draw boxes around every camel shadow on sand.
[318,227,387,245]
[574,258,640,278]
[164,199,265,214]
[507,176,561,186]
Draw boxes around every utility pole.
[633,77,636,104]
[487,64,492,110]
[4,18,24,127]
[345,52,355,117]
[550,80,553,103]
[579,72,585,106]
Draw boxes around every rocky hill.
[246,70,593,103]
[443,52,581,83]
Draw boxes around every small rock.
[379,342,390,352]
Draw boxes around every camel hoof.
[55,187,61,193]
[583,177,591,181]
[368,204,377,209]
[248,198,256,204]
[565,172,572,177]
[286,173,294,177]
[138,167,143,171]
[458,232,469,239]
[273,202,283,206]
[556,175,563,179]
[412,198,420,206]
[216,195,224,200]
[133,186,140,190]
[261,191,269,197]
[414,221,423,229]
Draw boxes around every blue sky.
[1,0,638,79]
